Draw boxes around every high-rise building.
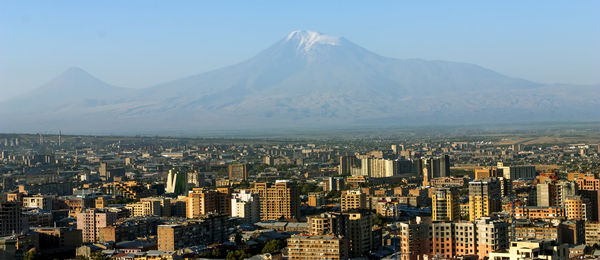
[231,190,259,223]
[98,162,125,181]
[536,182,557,207]
[555,180,577,207]
[186,187,231,218]
[353,157,398,178]
[341,189,367,212]
[468,178,501,221]
[228,163,247,181]
[574,174,600,190]
[432,187,460,221]
[424,155,451,178]
[497,162,536,179]
[0,200,27,236]
[307,211,376,257]
[187,171,204,187]
[398,217,509,260]
[165,168,188,195]
[252,180,300,221]
[325,177,344,191]
[585,222,600,246]
[76,209,117,243]
[564,195,589,221]
[338,155,359,175]
[287,235,349,260]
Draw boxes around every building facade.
[252,180,300,221]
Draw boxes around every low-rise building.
[489,240,568,260]
[157,215,228,251]
[287,235,349,260]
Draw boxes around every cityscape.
[0,130,599,260]
[1,1,599,260]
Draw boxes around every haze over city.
[1,1,600,260]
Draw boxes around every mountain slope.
[0,30,598,134]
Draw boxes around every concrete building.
[555,180,577,207]
[513,206,564,220]
[22,195,53,210]
[31,227,82,250]
[76,209,117,243]
[536,182,556,207]
[338,155,358,175]
[468,178,501,221]
[252,180,300,221]
[585,222,600,246]
[432,187,460,221]
[186,187,231,218]
[0,200,27,237]
[98,217,162,243]
[325,177,344,191]
[125,198,162,217]
[341,189,367,212]
[287,235,349,260]
[475,168,499,180]
[574,174,600,191]
[157,215,228,251]
[497,162,536,180]
[514,222,559,242]
[307,193,322,207]
[354,158,398,178]
[564,195,589,221]
[489,240,568,260]
[231,190,259,223]
[307,211,376,257]
[425,155,451,178]
[228,163,247,181]
[398,217,509,260]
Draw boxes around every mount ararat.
[1,30,598,134]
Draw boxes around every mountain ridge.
[1,30,598,134]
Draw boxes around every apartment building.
[157,215,228,251]
[341,189,367,212]
[468,178,501,221]
[287,235,349,260]
[76,209,118,243]
[432,187,460,221]
[252,180,300,221]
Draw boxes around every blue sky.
[1,1,598,100]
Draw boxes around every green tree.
[301,183,321,195]
[262,239,285,254]
[24,250,41,260]
[373,213,388,226]
[89,251,108,260]
[326,190,341,198]
[226,250,250,260]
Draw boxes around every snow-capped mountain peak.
[286,30,340,52]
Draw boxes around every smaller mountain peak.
[285,30,340,52]
[60,66,92,77]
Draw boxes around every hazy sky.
[1,1,598,100]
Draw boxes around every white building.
[22,195,53,210]
[231,190,259,223]
[489,240,568,260]
[165,169,187,195]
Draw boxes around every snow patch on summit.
[286,30,340,52]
